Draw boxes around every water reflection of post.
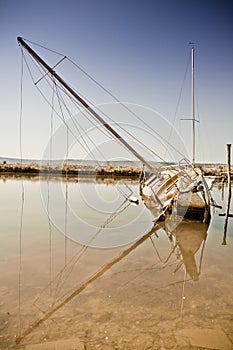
[222,144,232,245]
[221,177,225,202]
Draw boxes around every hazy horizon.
[1,0,232,163]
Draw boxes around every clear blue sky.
[0,0,232,163]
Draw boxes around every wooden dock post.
[222,144,232,245]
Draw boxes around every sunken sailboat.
[17,37,212,222]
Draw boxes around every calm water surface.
[0,175,232,349]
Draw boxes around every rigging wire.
[53,81,106,163]
[19,47,24,164]
[18,181,24,336]
[22,37,65,57]
[28,58,171,166]
[194,81,202,161]
[35,56,67,86]
[61,88,165,163]
[19,40,108,160]
[52,196,131,301]
[22,50,108,164]
[68,83,183,163]
[180,268,187,319]
[49,74,142,162]
[21,51,99,158]
[23,44,153,167]
[18,46,25,336]
[164,52,191,160]
[149,234,178,264]
[55,82,124,162]
[58,79,170,164]
[64,182,68,266]
[19,39,189,164]
[60,81,69,266]
[53,81,70,162]
[33,192,132,306]
[49,82,55,163]
[55,85,123,161]
[20,50,140,300]
[47,179,53,296]
[48,83,55,294]
[67,57,188,161]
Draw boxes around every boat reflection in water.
[150,199,209,282]
[14,178,210,344]
[141,174,210,282]
[164,218,208,281]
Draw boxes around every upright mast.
[179,44,199,166]
[191,46,195,165]
[17,37,153,171]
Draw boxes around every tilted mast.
[17,37,153,171]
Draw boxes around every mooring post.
[222,144,232,245]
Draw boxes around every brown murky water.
[0,175,232,349]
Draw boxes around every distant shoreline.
[0,162,141,178]
[0,161,232,179]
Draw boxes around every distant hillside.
[0,156,225,167]
[0,156,142,167]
